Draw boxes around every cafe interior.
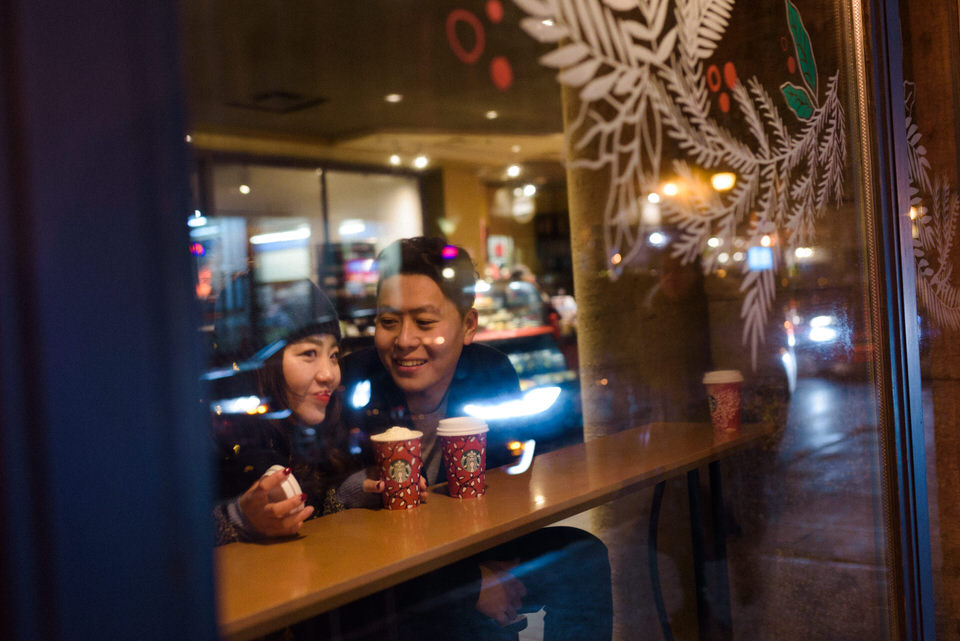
[4,0,960,640]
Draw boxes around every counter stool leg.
[687,468,710,641]
[709,461,733,640]
[648,480,675,641]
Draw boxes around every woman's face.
[281,334,341,425]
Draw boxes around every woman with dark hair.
[212,281,380,545]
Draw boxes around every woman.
[212,281,380,545]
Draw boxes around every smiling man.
[341,237,612,641]
[342,236,522,483]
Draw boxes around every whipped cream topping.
[370,425,424,442]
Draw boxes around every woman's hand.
[476,560,527,626]
[237,468,314,538]
[361,476,429,503]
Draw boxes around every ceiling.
[179,0,567,178]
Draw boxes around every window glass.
[183,2,903,639]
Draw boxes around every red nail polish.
[300,493,307,502]
[283,468,291,475]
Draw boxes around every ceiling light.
[541,18,554,26]
[249,227,310,245]
[506,164,521,178]
[338,219,367,236]
[707,236,721,248]
[711,172,737,191]
[647,192,661,204]
[413,155,429,169]
[486,110,499,120]
[648,231,667,246]
[384,93,403,103]
[184,134,192,143]
[238,184,251,195]
[389,154,401,166]
[511,145,521,153]
[662,182,679,196]
[522,184,537,197]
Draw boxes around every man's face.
[374,274,478,410]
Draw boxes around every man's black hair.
[375,236,477,315]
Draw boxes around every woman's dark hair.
[375,236,478,316]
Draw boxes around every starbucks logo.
[389,459,412,483]
[461,449,482,473]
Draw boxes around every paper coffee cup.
[370,426,424,510]
[703,370,743,435]
[437,417,489,498]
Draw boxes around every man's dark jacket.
[340,342,522,474]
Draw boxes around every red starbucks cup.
[437,417,489,498]
[703,370,744,435]
[370,426,424,510]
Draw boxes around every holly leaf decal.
[786,0,817,98]
[781,82,813,119]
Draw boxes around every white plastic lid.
[263,464,304,513]
[370,426,423,442]
[702,369,744,384]
[437,416,489,436]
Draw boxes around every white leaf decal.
[521,17,570,42]
[557,57,603,87]
[613,68,640,94]
[602,0,639,10]
[514,0,554,16]
[540,42,591,68]
[581,70,621,100]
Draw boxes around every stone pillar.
[561,87,713,640]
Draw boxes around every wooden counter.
[216,422,770,641]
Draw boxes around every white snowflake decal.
[905,82,960,330]
[514,0,846,366]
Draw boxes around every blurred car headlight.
[463,386,562,420]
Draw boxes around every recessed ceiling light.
[711,172,736,191]
[184,134,193,143]
[384,93,403,103]
[511,145,521,153]
[413,155,429,169]
[389,154,402,166]
[506,164,521,178]
[238,184,251,195]
[486,110,499,120]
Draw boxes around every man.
[342,236,521,482]
[342,237,612,641]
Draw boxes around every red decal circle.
[719,92,730,113]
[486,0,504,24]
[706,64,722,92]
[723,62,737,89]
[447,9,485,64]
[490,56,513,90]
